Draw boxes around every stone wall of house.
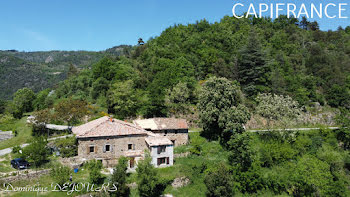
[153,129,188,146]
[77,134,148,162]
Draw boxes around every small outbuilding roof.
[72,116,148,138]
[145,136,173,146]
[133,118,188,131]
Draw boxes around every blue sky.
[0,0,348,51]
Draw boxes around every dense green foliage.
[86,160,103,184]
[10,88,36,118]
[0,46,131,100]
[54,137,78,158]
[204,163,234,197]
[110,156,130,197]
[198,77,250,145]
[1,15,350,196]
[198,128,350,196]
[136,153,169,197]
[21,136,50,168]
[19,15,347,121]
[50,164,72,186]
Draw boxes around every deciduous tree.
[198,76,250,145]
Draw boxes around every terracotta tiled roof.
[145,136,173,146]
[133,118,188,130]
[72,116,148,138]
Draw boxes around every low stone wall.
[0,169,50,183]
[174,152,190,158]
[0,131,13,142]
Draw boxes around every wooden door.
[130,157,135,168]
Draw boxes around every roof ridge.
[77,116,109,136]
[112,118,145,131]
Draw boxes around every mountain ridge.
[0,45,132,100]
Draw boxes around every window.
[175,130,178,134]
[89,146,94,153]
[105,145,110,152]
[157,158,166,165]
[157,157,170,166]
[128,144,134,150]
[157,145,166,154]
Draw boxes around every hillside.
[40,16,349,120]
[0,45,132,100]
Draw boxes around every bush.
[189,139,202,156]
[50,164,72,186]
[136,153,168,197]
[255,93,302,127]
[228,132,255,171]
[110,157,130,197]
[259,140,297,167]
[204,163,234,197]
[233,163,266,193]
[12,145,22,154]
[86,160,103,184]
[288,155,333,196]
[54,137,78,158]
[21,136,50,168]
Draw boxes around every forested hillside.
[2,16,350,120]
[1,16,350,196]
[0,45,131,99]
[33,16,349,119]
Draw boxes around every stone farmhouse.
[133,118,189,146]
[72,116,187,169]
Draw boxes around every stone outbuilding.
[133,118,189,146]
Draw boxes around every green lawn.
[0,115,33,150]
[0,154,16,173]
[127,132,229,197]
[1,162,100,197]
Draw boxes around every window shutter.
[157,147,160,154]
[166,157,169,164]
[111,145,114,152]
[103,145,106,153]
[133,144,135,150]
[95,146,97,153]
[157,158,160,166]
[87,146,90,154]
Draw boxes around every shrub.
[50,164,72,186]
[136,153,168,197]
[259,140,297,167]
[54,137,78,158]
[228,132,255,171]
[233,163,266,193]
[189,139,202,156]
[288,155,333,196]
[21,136,50,168]
[256,93,302,127]
[86,160,103,184]
[110,156,130,197]
[204,163,234,197]
[12,145,21,154]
